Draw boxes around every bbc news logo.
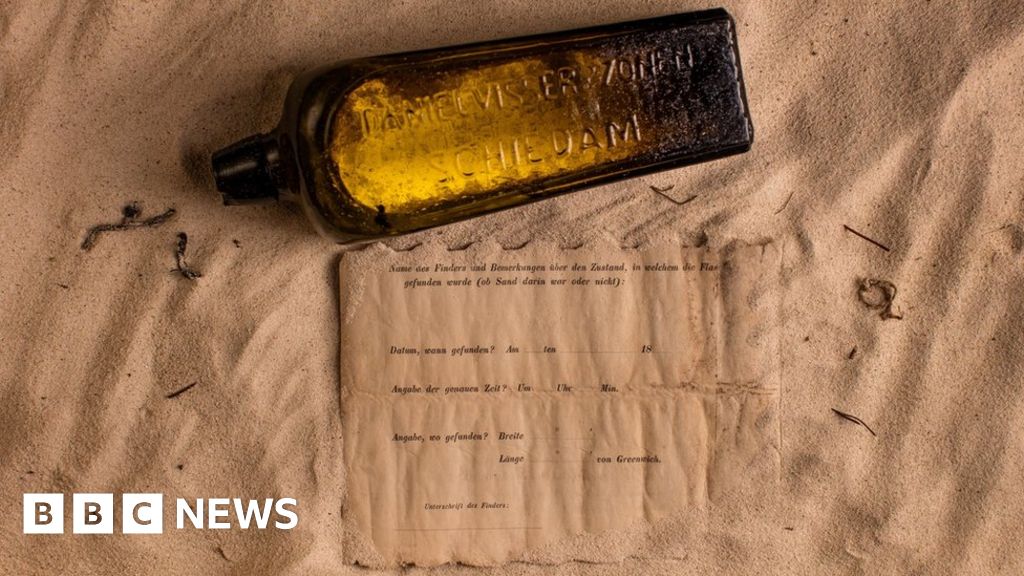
[23,494,298,534]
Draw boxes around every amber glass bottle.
[212,8,752,244]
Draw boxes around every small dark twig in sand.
[166,381,198,399]
[174,233,202,280]
[122,203,142,219]
[650,184,675,193]
[858,278,902,320]
[774,191,795,214]
[848,346,858,359]
[831,408,876,436]
[81,204,177,250]
[651,187,698,206]
[843,224,891,252]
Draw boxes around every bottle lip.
[211,133,282,205]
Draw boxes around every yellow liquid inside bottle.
[331,51,667,213]
[213,9,752,243]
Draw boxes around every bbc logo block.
[23,494,63,534]
[122,493,163,534]
[23,493,296,533]
[24,493,163,534]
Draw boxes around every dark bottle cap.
[211,133,283,205]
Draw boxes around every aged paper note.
[340,241,779,566]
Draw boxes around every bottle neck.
[211,133,285,205]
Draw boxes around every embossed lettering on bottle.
[211,9,753,245]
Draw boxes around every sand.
[1,1,1023,574]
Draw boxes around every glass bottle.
[211,8,752,244]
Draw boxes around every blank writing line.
[523,350,674,355]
